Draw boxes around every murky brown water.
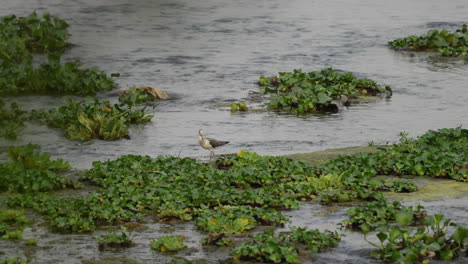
[1,0,467,263]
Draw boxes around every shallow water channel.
[1,0,468,263]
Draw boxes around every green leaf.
[395,211,413,226]
[453,227,468,244]
[427,241,441,251]
[376,232,387,243]
[439,249,454,260]
[317,92,332,104]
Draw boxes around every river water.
[1,0,467,168]
[0,0,467,263]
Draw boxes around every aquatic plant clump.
[96,227,134,249]
[366,214,468,263]
[0,100,27,139]
[2,127,464,236]
[6,151,332,233]
[259,68,392,113]
[30,97,155,141]
[0,12,116,96]
[339,200,427,231]
[150,235,187,252]
[0,144,76,193]
[0,209,29,241]
[1,257,30,264]
[230,101,248,112]
[318,127,468,181]
[389,24,468,56]
[231,227,341,263]
[0,12,70,54]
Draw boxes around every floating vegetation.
[0,12,115,96]
[118,86,169,105]
[96,227,134,250]
[230,101,248,112]
[24,239,37,246]
[2,128,467,262]
[1,257,30,264]
[0,144,76,193]
[339,200,427,231]
[194,205,287,234]
[30,97,155,141]
[231,227,341,263]
[0,100,27,139]
[0,209,28,241]
[318,127,468,182]
[258,68,392,114]
[389,24,468,56]
[150,235,187,252]
[365,214,468,263]
[4,128,466,234]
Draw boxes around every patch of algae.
[382,176,468,202]
[286,146,383,165]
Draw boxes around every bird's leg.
[210,150,215,157]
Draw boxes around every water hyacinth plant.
[0,99,27,139]
[150,235,187,252]
[230,101,248,112]
[365,214,468,263]
[1,257,30,264]
[389,24,468,56]
[0,209,29,241]
[96,226,134,250]
[339,199,427,231]
[30,97,155,141]
[0,12,116,96]
[0,144,76,193]
[3,127,466,235]
[259,68,391,114]
[231,227,341,263]
[1,128,466,262]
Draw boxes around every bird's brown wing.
[207,138,229,148]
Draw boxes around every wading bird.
[198,129,229,157]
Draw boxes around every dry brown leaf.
[136,86,170,100]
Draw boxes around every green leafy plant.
[1,257,30,264]
[0,100,27,139]
[4,127,466,245]
[201,233,233,247]
[150,235,187,252]
[31,97,155,141]
[0,12,116,96]
[96,226,134,249]
[0,144,75,193]
[230,101,248,112]
[1,230,23,240]
[318,127,468,181]
[339,200,427,231]
[259,68,391,113]
[24,239,37,246]
[231,227,340,263]
[366,214,467,262]
[389,24,468,56]
[195,205,287,234]
[0,209,28,241]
